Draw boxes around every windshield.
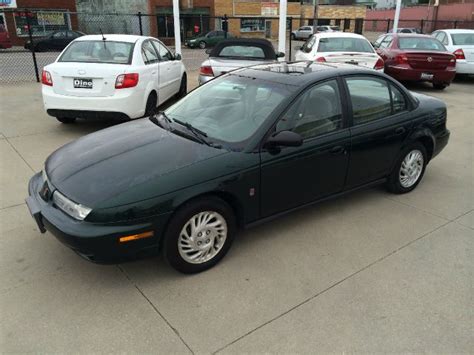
[451,33,474,45]
[59,41,134,64]
[317,37,374,53]
[165,75,293,147]
[399,37,446,51]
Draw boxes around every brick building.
[0,0,77,46]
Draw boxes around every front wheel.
[56,117,76,124]
[199,41,206,49]
[162,197,236,274]
[175,74,187,99]
[144,92,157,117]
[386,143,427,194]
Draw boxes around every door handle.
[395,127,406,135]
[330,145,345,155]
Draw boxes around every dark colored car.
[185,30,233,49]
[26,62,450,274]
[24,30,85,52]
[388,28,422,34]
[373,33,456,89]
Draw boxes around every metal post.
[223,14,228,39]
[172,0,181,55]
[392,0,402,33]
[420,19,424,34]
[26,10,40,83]
[278,0,287,59]
[288,17,292,61]
[138,12,143,35]
[454,20,458,29]
[386,19,391,33]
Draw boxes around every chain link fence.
[1,9,473,84]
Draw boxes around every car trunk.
[50,62,129,97]
[404,51,453,70]
[322,52,379,69]
[209,58,274,76]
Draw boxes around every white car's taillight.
[374,57,384,70]
[41,70,53,86]
[115,73,139,89]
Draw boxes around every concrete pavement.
[0,75,473,353]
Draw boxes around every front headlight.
[53,190,92,221]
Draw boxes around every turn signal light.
[453,48,465,60]
[395,54,409,65]
[41,70,53,86]
[374,57,384,70]
[119,231,154,243]
[199,65,214,76]
[315,56,326,62]
[115,73,139,89]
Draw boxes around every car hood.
[45,119,228,208]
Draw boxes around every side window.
[142,40,159,64]
[52,31,66,39]
[153,41,173,61]
[379,35,393,49]
[276,79,342,140]
[440,32,448,45]
[390,84,407,114]
[373,36,385,49]
[346,77,391,125]
[207,31,216,38]
[303,36,317,53]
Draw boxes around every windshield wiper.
[149,111,172,130]
[172,118,212,146]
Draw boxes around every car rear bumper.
[26,172,172,263]
[198,74,214,85]
[456,60,474,74]
[386,65,456,84]
[42,85,146,119]
[433,129,450,159]
[0,40,12,49]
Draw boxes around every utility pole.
[392,0,402,33]
[173,0,181,54]
[312,0,319,34]
[278,0,288,59]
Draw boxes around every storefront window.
[14,11,70,37]
[240,18,265,33]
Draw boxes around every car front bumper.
[386,65,456,84]
[26,172,172,263]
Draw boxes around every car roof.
[74,34,145,43]
[313,32,367,39]
[438,29,474,33]
[391,33,435,38]
[230,61,385,87]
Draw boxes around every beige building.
[214,0,367,38]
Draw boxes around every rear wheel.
[144,92,157,117]
[175,74,187,99]
[56,117,76,124]
[386,143,427,194]
[162,196,236,274]
[290,33,296,40]
[199,41,206,49]
[433,83,447,90]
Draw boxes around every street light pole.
[278,0,288,59]
[393,0,402,33]
[173,0,182,54]
[313,0,319,34]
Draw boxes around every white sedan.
[295,32,384,71]
[41,34,187,123]
[432,29,474,75]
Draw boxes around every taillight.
[199,65,214,76]
[315,57,326,62]
[395,54,408,65]
[453,48,465,60]
[115,73,139,89]
[448,56,456,67]
[41,70,53,86]
[374,57,384,70]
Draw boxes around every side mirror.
[265,131,303,148]
[205,48,212,55]
[174,53,182,60]
[276,52,285,58]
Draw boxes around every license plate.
[73,78,93,89]
[421,73,434,80]
[25,196,46,233]
[345,61,359,66]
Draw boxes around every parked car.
[295,32,384,71]
[291,25,340,40]
[431,29,474,75]
[373,33,456,89]
[388,28,422,34]
[198,38,284,85]
[0,25,12,49]
[185,30,233,49]
[41,34,187,123]
[27,62,450,273]
[25,30,85,52]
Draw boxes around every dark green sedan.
[26,62,450,274]
[185,30,233,49]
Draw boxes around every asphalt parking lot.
[1,65,473,352]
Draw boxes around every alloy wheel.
[399,149,424,188]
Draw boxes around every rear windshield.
[451,33,474,45]
[399,37,445,51]
[317,37,374,53]
[217,45,266,59]
[59,41,134,64]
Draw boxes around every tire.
[56,117,76,124]
[199,41,206,49]
[162,196,236,274]
[290,33,296,40]
[175,74,187,99]
[433,83,447,90]
[144,92,157,117]
[386,142,427,194]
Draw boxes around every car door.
[343,75,413,189]
[141,40,161,101]
[152,40,181,99]
[51,31,68,50]
[260,79,350,217]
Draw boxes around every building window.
[240,18,265,33]
[14,11,70,37]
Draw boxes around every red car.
[373,33,456,90]
[0,25,12,49]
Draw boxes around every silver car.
[198,38,284,85]
[291,25,340,40]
